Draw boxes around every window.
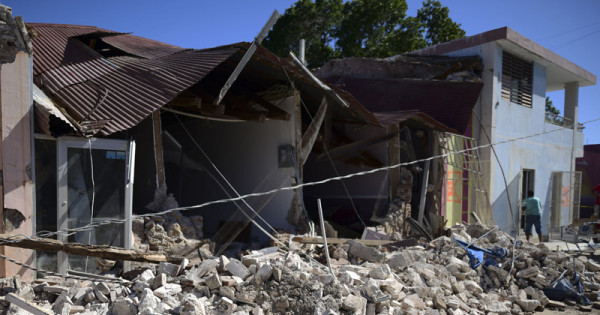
[501,52,533,107]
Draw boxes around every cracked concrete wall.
[0,51,34,281]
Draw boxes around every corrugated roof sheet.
[29,23,237,135]
[29,23,392,136]
[323,76,483,134]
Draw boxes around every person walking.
[522,190,543,243]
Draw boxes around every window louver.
[501,52,533,107]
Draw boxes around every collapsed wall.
[0,221,599,314]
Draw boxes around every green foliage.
[545,96,560,115]
[263,0,466,67]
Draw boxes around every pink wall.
[0,51,34,281]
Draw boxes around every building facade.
[412,27,596,238]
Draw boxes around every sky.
[3,0,600,145]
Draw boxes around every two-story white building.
[411,27,596,238]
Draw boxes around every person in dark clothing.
[522,190,542,243]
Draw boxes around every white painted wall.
[427,43,584,236]
[169,96,297,243]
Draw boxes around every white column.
[565,81,579,223]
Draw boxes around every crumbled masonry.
[1,220,599,314]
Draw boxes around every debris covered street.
[1,215,599,314]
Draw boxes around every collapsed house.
[7,21,381,279]
[309,55,485,237]
[408,27,597,239]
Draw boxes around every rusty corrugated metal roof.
[29,23,237,135]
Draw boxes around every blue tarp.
[454,238,508,269]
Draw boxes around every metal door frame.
[56,137,134,274]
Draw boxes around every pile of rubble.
[1,222,600,314]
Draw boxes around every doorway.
[521,169,535,231]
[35,136,135,275]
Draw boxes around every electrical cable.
[281,66,367,230]
[12,115,600,246]
[85,138,96,273]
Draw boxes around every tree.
[545,96,560,115]
[263,0,466,67]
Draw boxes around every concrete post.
[0,51,34,281]
[563,81,579,125]
[564,81,579,223]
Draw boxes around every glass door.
[56,138,134,274]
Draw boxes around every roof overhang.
[411,27,596,92]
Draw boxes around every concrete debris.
[1,223,599,314]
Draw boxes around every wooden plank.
[5,293,52,315]
[291,236,394,247]
[214,10,281,106]
[249,95,291,121]
[299,97,327,165]
[417,160,431,225]
[388,124,401,200]
[0,233,175,263]
[152,111,165,188]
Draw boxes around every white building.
[412,27,596,238]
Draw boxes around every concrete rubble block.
[342,270,363,286]
[448,257,470,273]
[51,293,73,315]
[446,295,461,310]
[134,280,151,293]
[237,291,257,303]
[152,273,167,290]
[347,240,384,263]
[317,274,335,285]
[255,264,273,283]
[401,294,425,310]
[220,296,235,315]
[153,283,182,299]
[242,252,281,267]
[516,266,539,279]
[139,288,161,312]
[220,286,236,300]
[94,289,109,303]
[42,285,68,295]
[433,295,447,310]
[273,268,282,282]
[381,281,404,300]
[342,294,367,314]
[219,256,230,271]
[109,291,118,303]
[516,299,541,312]
[136,269,156,282]
[368,264,392,280]
[205,274,222,290]
[586,260,600,272]
[84,288,96,303]
[462,280,483,296]
[180,258,189,272]
[197,259,219,278]
[73,288,88,301]
[158,262,181,277]
[226,259,251,280]
[386,252,415,270]
[297,271,312,282]
[111,298,137,315]
[94,282,111,295]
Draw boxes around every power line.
[539,22,600,41]
[550,29,600,50]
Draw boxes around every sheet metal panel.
[29,23,237,135]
